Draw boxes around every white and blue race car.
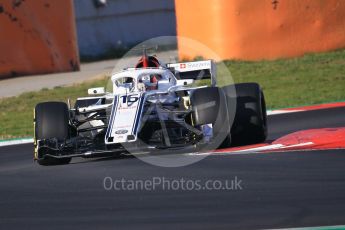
[34,52,267,165]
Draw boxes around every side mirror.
[176,79,194,86]
[88,87,105,95]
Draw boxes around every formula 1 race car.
[34,51,267,165]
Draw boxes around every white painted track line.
[0,138,33,147]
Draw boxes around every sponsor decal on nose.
[115,129,128,135]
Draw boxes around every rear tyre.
[190,87,231,149]
[34,102,72,165]
[227,83,267,145]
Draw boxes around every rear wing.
[167,60,217,86]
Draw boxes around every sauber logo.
[178,61,210,70]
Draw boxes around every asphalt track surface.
[1,107,345,230]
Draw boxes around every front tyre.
[34,102,72,165]
[190,87,231,149]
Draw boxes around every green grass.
[1,49,345,139]
[0,78,109,139]
[223,49,345,109]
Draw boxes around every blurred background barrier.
[175,0,345,60]
[74,0,176,59]
[0,0,79,79]
[1,0,345,78]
